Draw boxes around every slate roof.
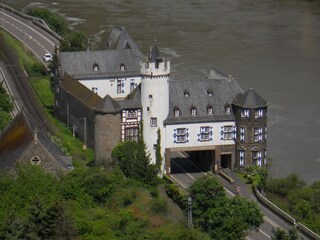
[60,26,142,80]
[107,25,143,59]
[61,74,141,113]
[164,70,243,125]
[60,73,101,108]
[0,111,71,171]
[119,84,142,109]
[149,44,160,63]
[232,88,268,108]
[94,95,122,114]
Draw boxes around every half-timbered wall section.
[121,109,142,141]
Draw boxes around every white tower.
[141,42,170,169]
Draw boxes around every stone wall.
[19,140,64,175]
[94,113,121,167]
[55,85,95,148]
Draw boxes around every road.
[0,4,59,62]
[0,5,60,133]
[170,152,309,240]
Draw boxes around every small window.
[191,108,197,116]
[30,156,41,165]
[92,87,98,93]
[225,106,231,114]
[255,109,264,118]
[150,117,157,127]
[147,107,150,111]
[127,110,137,119]
[130,79,135,92]
[120,63,126,71]
[149,94,153,99]
[207,90,213,96]
[241,109,250,117]
[184,90,190,97]
[93,63,99,72]
[174,108,180,116]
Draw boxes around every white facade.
[165,121,236,150]
[79,76,141,99]
[141,59,170,166]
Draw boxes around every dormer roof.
[232,88,268,108]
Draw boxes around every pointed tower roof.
[94,95,121,113]
[232,88,268,108]
[149,41,160,63]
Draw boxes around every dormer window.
[225,105,231,114]
[184,90,190,97]
[191,107,197,116]
[120,63,126,71]
[125,42,131,49]
[207,90,213,96]
[207,106,213,115]
[93,63,99,72]
[174,107,180,117]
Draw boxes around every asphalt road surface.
[0,6,59,63]
[170,152,309,240]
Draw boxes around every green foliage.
[60,31,87,52]
[0,108,11,131]
[266,174,320,234]
[25,62,46,77]
[0,81,13,113]
[27,8,68,35]
[188,176,263,240]
[164,184,187,210]
[266,173,306,198]
[151,197,167,215]
[272,227,302,240]
[0,165,69,239]
[156,128,162,171]
[112,141,159,187]
[244,165,269,190]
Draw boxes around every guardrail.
[253,186,320,240]
[1,3,63,41]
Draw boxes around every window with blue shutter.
[198,126,212,142]
[240,127,245,142]
[221,125,235,140]
[239,150,245,167]
[174,128,188,143]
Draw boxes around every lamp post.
[187,196,193,228]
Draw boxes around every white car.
[43,53,53,62]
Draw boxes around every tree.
[112,141,158,187]
[272,227,301,240]
[188,176,263,240]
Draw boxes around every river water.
[5,0,320,183]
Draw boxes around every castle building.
[54,26,268,172]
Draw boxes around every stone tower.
[232,88,268,168]
[140,42,170,168]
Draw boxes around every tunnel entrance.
[221,154,231,169]
[170,150,214,174]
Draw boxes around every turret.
[140,41,170,169]
[232,88,268,168]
